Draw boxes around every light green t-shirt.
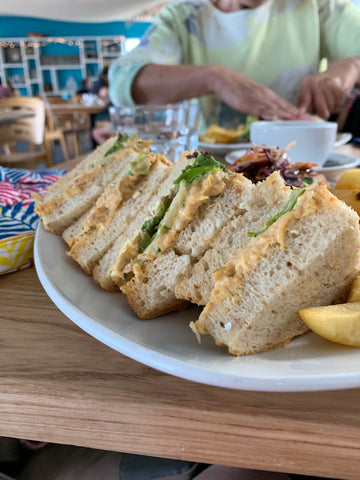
[109,0,360,128]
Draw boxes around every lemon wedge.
[299,302,360,346]
[348,276,360,302]
[336,169,360,190]
[329,188,360,216]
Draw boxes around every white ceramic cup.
[250,120,338,167]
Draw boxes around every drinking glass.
[109,101,200,162]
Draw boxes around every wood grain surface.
[50,103,107,115]
[1,145,360,479]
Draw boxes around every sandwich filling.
[34,133,151,217]
[213,185,320,291]
[79,152,155,236]
[116,152,227,272]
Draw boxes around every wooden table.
[47,102,108,158]
[49,102,108,116]
[1,144,360,480]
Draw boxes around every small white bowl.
[250,120,338,167]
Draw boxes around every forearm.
[132,63,301,119]
[131,64,217,104]
[353,56,360,87]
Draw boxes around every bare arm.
[132,63,303,120]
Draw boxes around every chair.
[43,98,70,163]
[44,96,91,159]
[0,96,53,169]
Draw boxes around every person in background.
[88,66,113,147]
[90,66,109,103]
[108,0,360,132]
[76,78,93,95]
[0,80,14,99]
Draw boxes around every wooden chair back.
[0,96,52,168]
[0,96,45,147]
[42,97,70,163]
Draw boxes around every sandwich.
[174,170,291,306]
[34,133,152,235]
[90,151,195,290]
[114,153,292,319]
[113,151,235,318]
[65,149,173,275]
[35,134,360,357]
[190,184,360,355]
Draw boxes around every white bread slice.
[61,149,163,248]
[121,250,192,317]
[62,210,89,247]
[34,135,151,235]
[191,186,360,356]
[119,168,255,319]
[34,136,116,203]
[175,171,291,305]
[94,152,195,291]
[67,153,172,275]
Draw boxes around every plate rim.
[224,149,249,164]
[34,224,360,393]
[198,140,252,153]
[334,132,353,148]
[319,152,360,171]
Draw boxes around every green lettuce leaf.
[173,153,225,187]
[247,187,306,238]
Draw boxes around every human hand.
[298,57,360,119]
[209,65,302,120]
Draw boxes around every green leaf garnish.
[247,188,306,238]
[137,152,224,253]
[302,177,314,186]
[104,133,131,157]
[138,194,174,253]
[173,153,225,187]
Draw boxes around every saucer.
[318,152,360,184]
[334,132,352,148]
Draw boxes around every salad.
[229,143,329,187]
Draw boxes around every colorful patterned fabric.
[109,0,360,129]
[0,166,67,275]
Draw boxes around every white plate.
[34,223,360,392]
[198,141,252,155]
[225,149,360,174]
[225,149,249,164]
[334,132,352,148]
[223,133,353,163]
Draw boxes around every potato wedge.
[198,134,218,144]
[299,302,360,346]
[199,124,246,144]
[336,169,360,190]
[348,276,360,302]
